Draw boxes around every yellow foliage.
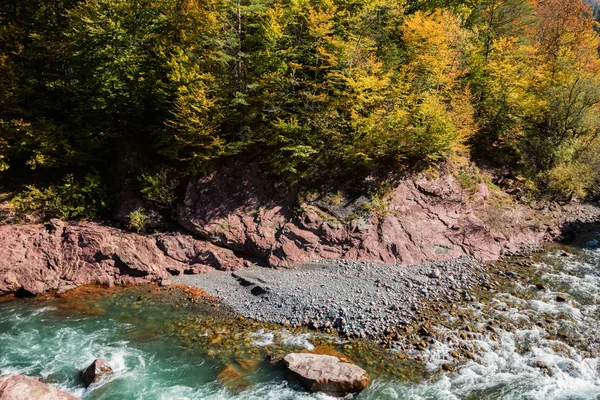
[402,9,464,91]
[545,163,595,199]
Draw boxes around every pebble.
[174,257,490,341]
[441,364,455,372]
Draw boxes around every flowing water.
[2,227,600,399]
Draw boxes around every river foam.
[403,239,600,400]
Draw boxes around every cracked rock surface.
[0,219,246,296]
[179,162,600,268]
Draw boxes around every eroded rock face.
[0,220,246,296]
[179,163,598,268]
[3,163,599,297]
[0,375,79,400]
[283,353,370,397]
[80,359,112,387]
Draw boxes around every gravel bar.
[173,257,492,339]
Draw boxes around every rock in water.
[0,374,79,400]
[217,365,251,393]
[80,358,112,387]
[282,353,370,397]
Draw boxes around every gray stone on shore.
[173,256,489,340]
[283,353,370,397]
[0,374,79,400]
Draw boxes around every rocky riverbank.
[2,163,600,298]
[2,233,600,399]
[175,163,600,267]
[0,219,247,296]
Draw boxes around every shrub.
[361,183,394,217]
[139,168,179,209]
[535,135,600,200]
[127,208,149,232]
[481,192,518,236]
[10,173,106,220]
[456,167,481,199]
[543,163,595,200]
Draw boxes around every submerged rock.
[217,365,251,392]
[80,358,112,387]
[556,295,568,303]
[441,363,455,372]
[235,359,260,372]
[283,353,370,397]
[0,374,79,400]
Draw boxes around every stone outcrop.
[283,353,370,397]
[0,375,79,400]
[2,162,599,297]
[80,359,112,387]
[0,219,246,296]
[179,163,600,268]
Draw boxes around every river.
[1,226,600,399]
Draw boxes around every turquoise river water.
[2,227,600,399]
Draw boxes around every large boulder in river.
[283,353,370,397]
[0,375,79,400]
[80,358,112,387]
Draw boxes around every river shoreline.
[1,199,599,299]
[2,225,600,399]
[173,256,507,342]
[3,166,600,301]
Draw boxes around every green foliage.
[537,135,600,200]
[246,2,475,180]
[1,0,600,211]
[456,167,482,197]
[544,163,594,200]
[127,208,149,233]
[10,174,107,219]
[467,0,600,199]
[139,168,180,209]
[361,183,394,217]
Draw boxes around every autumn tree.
[531,0,600,197]
[391,9,476,163]
[468,0,600,198]
[3,0,600,218]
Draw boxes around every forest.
[1,0,600,219]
